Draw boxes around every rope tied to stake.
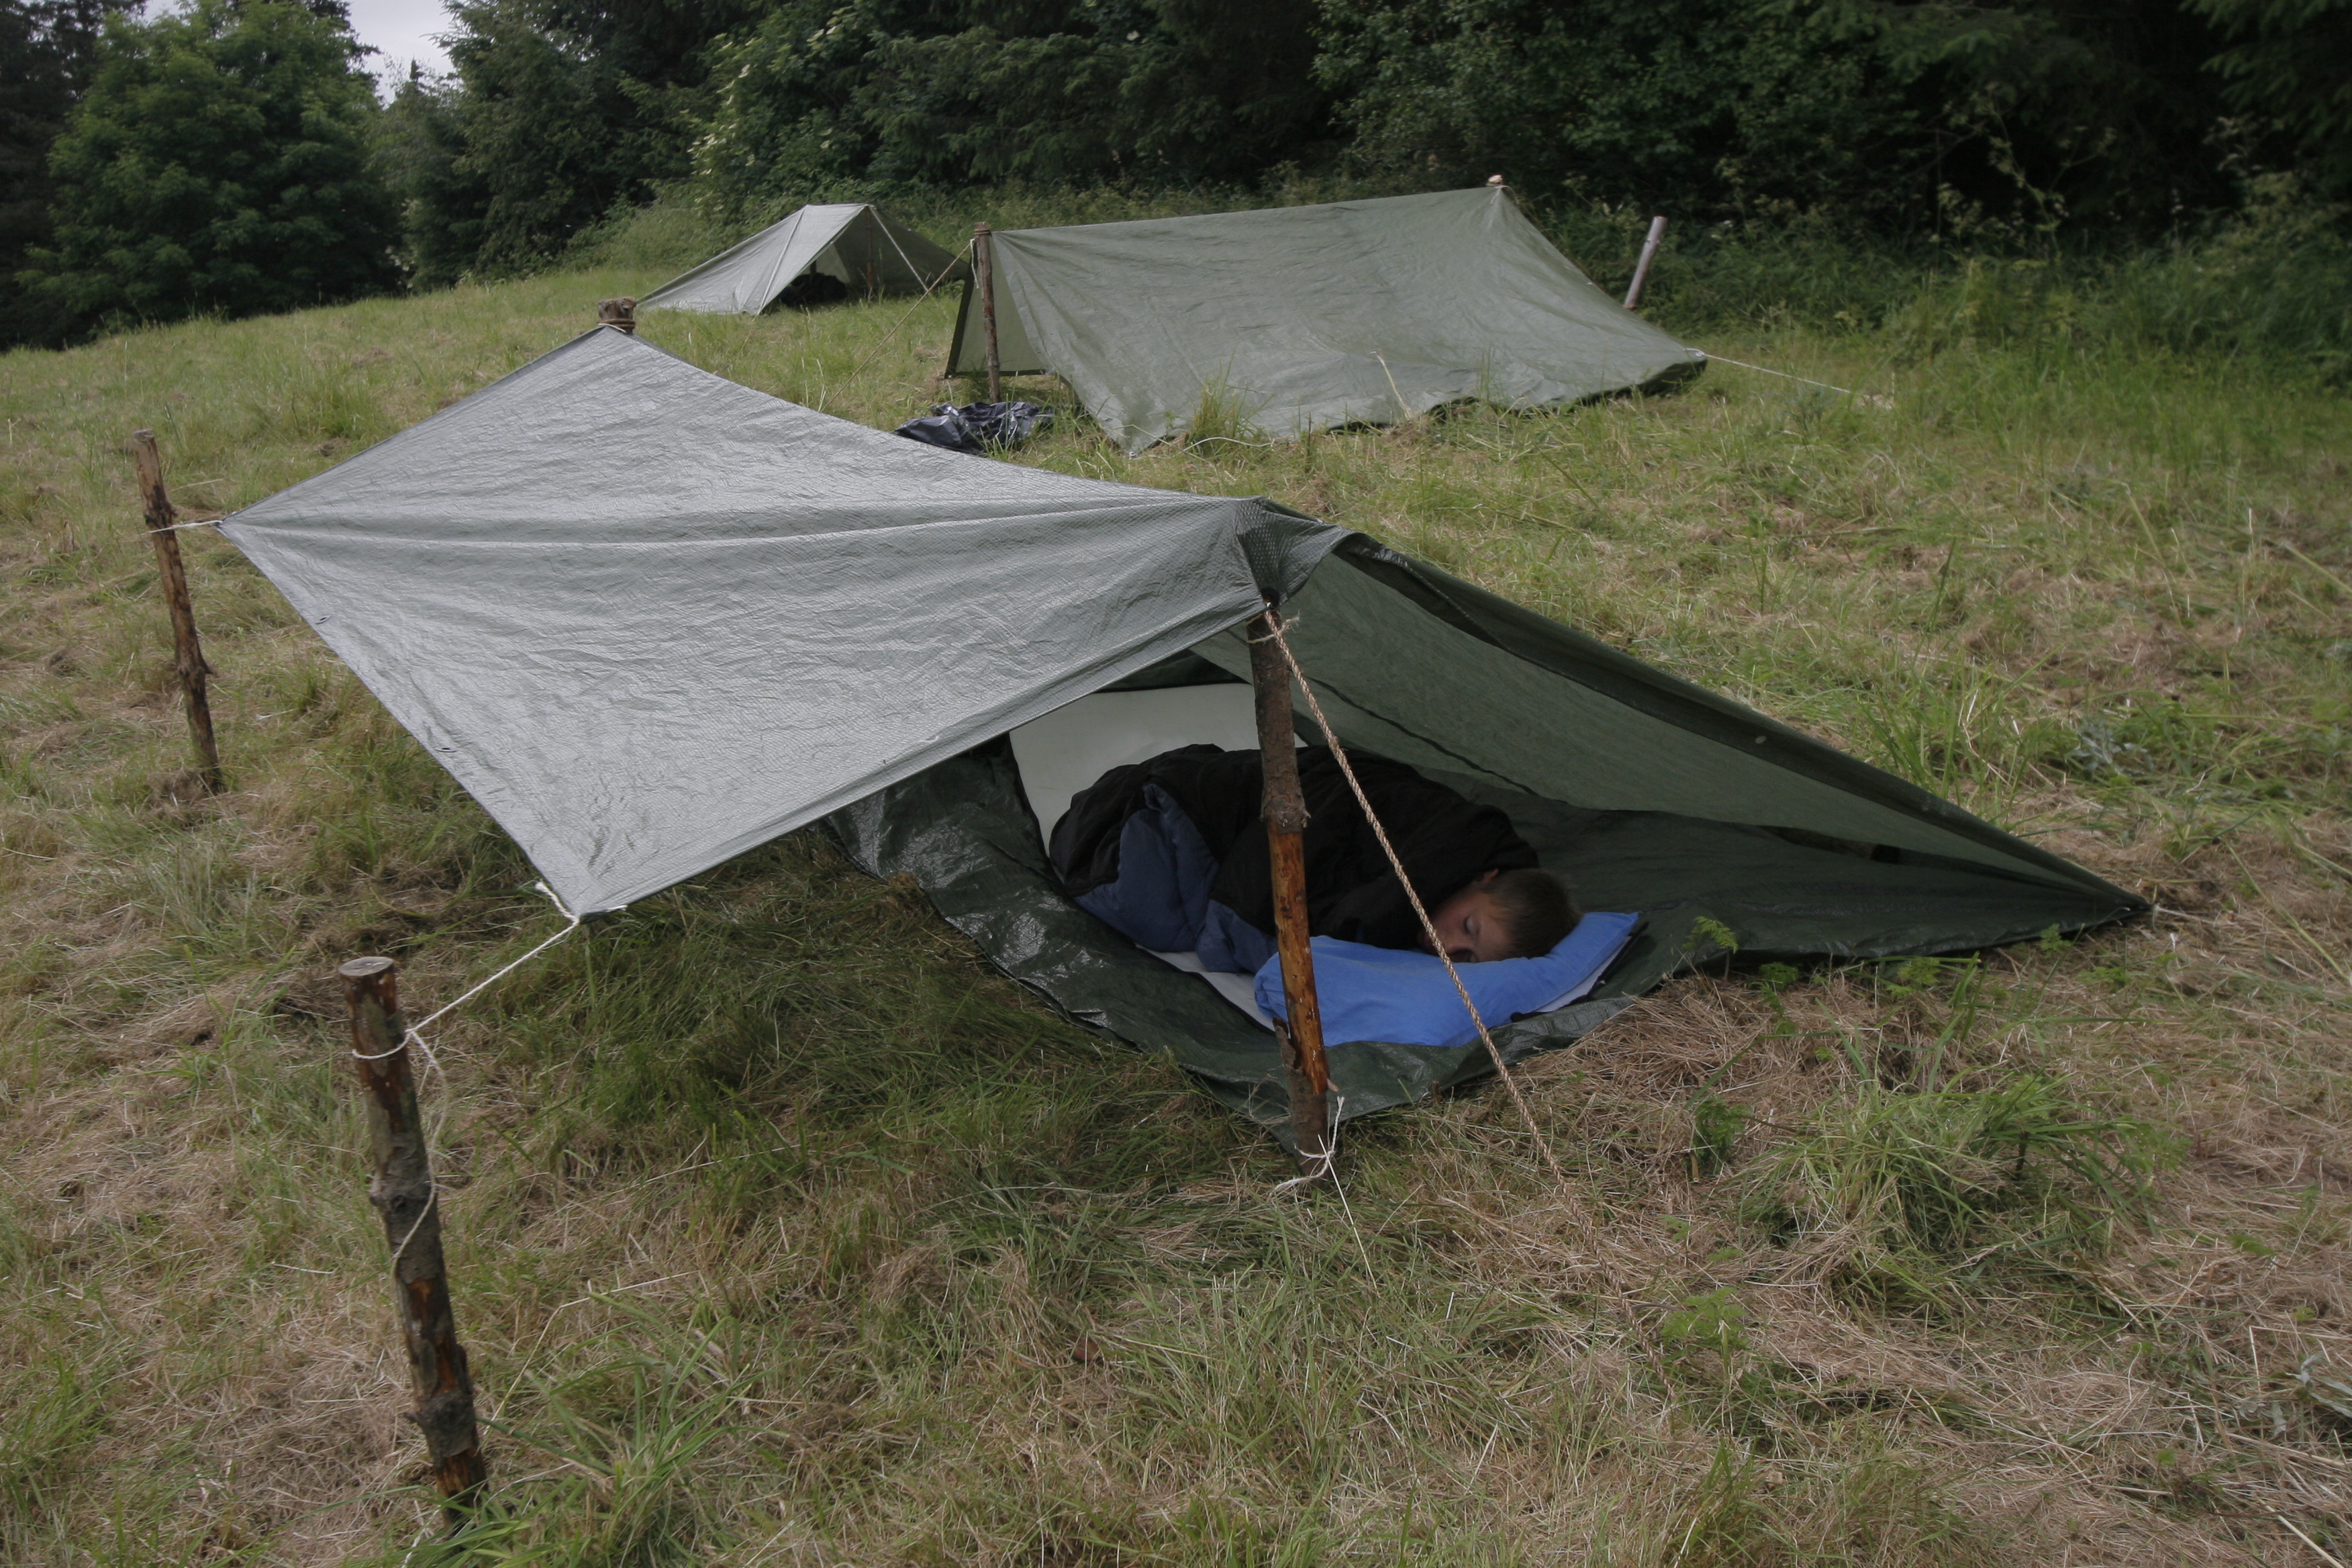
[1258,616,1568,1184]
[357,882,585,1266]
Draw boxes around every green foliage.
[685,0,1330,221]
[407,0,769,275]
[19,0,396,342]
[0,1,134,342]
[1316,0,1926,220]
[375,69,489,290]
[1316,0,2241,231]
[1881,176,2352,383]
[2189,0,2352,195]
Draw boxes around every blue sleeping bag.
[1254,912,1640,1048]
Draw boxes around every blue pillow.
[1254,912,1640,1048]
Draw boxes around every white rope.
[1695,350,1877,401]
[148,516,222,532]
[846,240,975,383]
[350,883,583,1060]
[355,883,585,1266]
[1259,616,1568,1183]
[1271,1093,1342,1197]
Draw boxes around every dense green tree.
[376,65,489,287]
[420,0,767,272]
[1315,0,2238,232]
[688,0,1330,217]
[21,0,397,340]
[1,0,134,340]
[2188,0,2352,193]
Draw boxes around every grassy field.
[3,228,2349,1567]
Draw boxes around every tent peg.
[973,222,1003,401]
[1624,217,1667,311]
[1250,606,1334,1175]
[128,430,222,793]
[342,956,489,1520]
[597,297,638,334]
[1487,173,1506,186]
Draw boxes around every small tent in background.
[640,203,965,315]
[218,328,2142,1136]
[947,187,1704,452]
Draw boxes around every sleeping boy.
[1048,743,1577,973]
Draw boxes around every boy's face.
[1422,871,1516,963]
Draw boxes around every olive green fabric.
[832,539,2144,1140]
[947,187,1702,452]
[642,203,965,315]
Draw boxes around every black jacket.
[1048,744,1535,950]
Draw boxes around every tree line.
[3,0,2347,348]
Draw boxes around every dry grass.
[1,242,2349,1564]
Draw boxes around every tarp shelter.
[219,326,2144,1136]
[946,187,1704,452]
[640,203,965,315]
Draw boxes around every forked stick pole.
[1624,216,1667,310]
[342,957,487,1516]
[1249,607,1333,1173]
[128,430,222,792]
[973,221,1002,401]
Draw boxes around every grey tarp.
[221,326,2143,1138]
[218,326,1340,915]
[641,203,966,314]
[947,187,1703,451]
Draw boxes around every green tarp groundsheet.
[641,203,965,315]
[946,187,1704,452]
[219,327,2143,1138]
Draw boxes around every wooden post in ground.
[342,957,488,1517]
[1249,606,1334,1173]
[973,222,1002,401]
[128,430,222,793]
[597,297,637,334]
[1624,217,1667,310]
[863,206,879,300]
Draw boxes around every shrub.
[20,0,398,340]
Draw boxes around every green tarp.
[219,328,2143,1139]
[832,538,2143,1137]
[948,187,1703,452]
[642,203,965,315]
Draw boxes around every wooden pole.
[973,222,1002,401]
[597,297,637,334]
[864,207,879,300]
[1249,607,1333,1173]
[128,430,222,793]
[342,957,488,1516]
[1624,216,1667,310]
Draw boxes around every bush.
[19,0,397,342]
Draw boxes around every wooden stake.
[597,297,637,334]
[1624,216,1667,310]
[973,222,1002,401]
[128,430,222,793]
[342,957,488,1516]
[1250,607,1333,1173]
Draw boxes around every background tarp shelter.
[640,203,965,314]
[948,187,1706,452]
[217,326,2144,1138]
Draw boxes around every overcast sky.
[344,0,455,88]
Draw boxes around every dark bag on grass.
[893,400,1055,455]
